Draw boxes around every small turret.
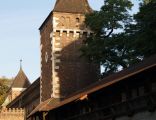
[2,60,30,106]
[11,67,30,88]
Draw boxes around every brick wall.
[52,12,99,99]
[0,107,25,120]
[40,12,99,101]
[40,15,53,102]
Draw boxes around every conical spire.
[11,61,30,88]
[53,0,93,13]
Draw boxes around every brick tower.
[40,0,99,102]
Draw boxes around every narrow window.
[76,18,80,23]
[59,16,65,26]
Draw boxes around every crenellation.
[0,107,25,120]
[0,107,24,114]
[73,30,77,38]
[69,31,74,38]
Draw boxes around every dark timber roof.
[28,54,156,118]
[11,68,30,88]
[53,0,93,13]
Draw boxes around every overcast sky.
[0,0,139,82]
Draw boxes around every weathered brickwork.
[52,12,99,98]
[39,12,99,101]
[0,108,25,120]
[39,0,99,102]
[40,15,53,102]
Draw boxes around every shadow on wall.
[53,30,100,99]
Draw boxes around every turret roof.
[53,0,93,13]
[11,68,30,88]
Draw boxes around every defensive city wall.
[0,107,25,120]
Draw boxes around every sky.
[0,0,140,82]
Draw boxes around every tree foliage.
[81,0,156,76]
[81,0,134,75]
[0,78,12,106]
[131,0,156,57]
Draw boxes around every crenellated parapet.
[0,107,25,120]
[51,29,94,98]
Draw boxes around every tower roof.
[53,0,93,13]
[11,68,30,88]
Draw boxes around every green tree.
[81,0,134,76]
[0,78,12,106]
[131,0,156,57]
[81,0,156,77]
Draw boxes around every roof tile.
[11,68,30,88]
[53,0,93,13]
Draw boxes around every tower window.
[60,16,65,26]
[76,18,80,23]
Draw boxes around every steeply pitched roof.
[11,68,30,88]
[53,0,93,13]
